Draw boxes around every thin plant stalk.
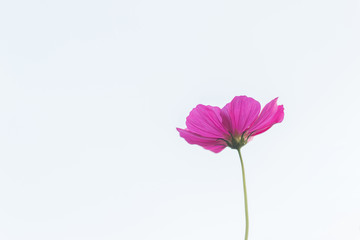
[237,148,249,240]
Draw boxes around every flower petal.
[220,96,261,135]
[248,97,284,136]
[186,104,229,139]
[176,128,227,153]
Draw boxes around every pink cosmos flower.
[177,96,284,153]
[177,95,284,240]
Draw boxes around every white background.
[1,0,360,239]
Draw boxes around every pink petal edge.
[220,96,261,135]
[248,97,284,136]
[185,104,229,139]
[176,128,227,153]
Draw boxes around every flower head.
[177,96,284,153]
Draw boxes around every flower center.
[227,132,251,149]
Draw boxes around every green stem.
[237,148,249,240]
